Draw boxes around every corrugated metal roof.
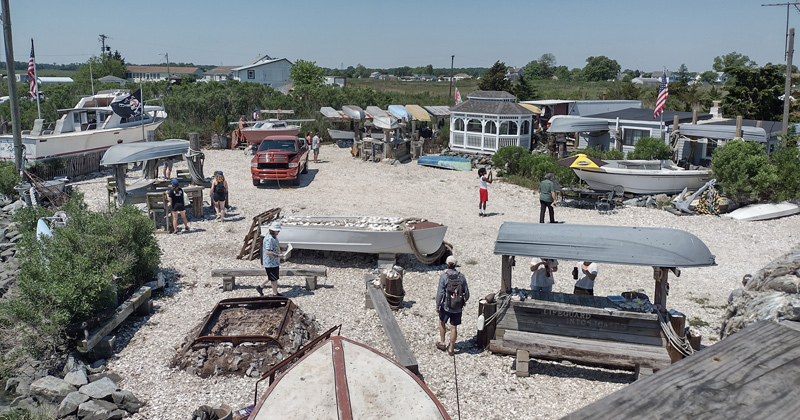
[404,105,431,121]
[547,116,609,133]
[493,222,715,267]
[679,124,767,142]
[423,106,450,117]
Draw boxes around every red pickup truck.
[250,135,309,186]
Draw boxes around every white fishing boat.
[249,335,451,420]
[574,160,713,195]
[263,216,447,255]
[0,90,166,165]
[723,201,800,221]
[240,120,302,145]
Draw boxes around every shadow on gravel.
[525,359,634,384]
[253,168,319,189]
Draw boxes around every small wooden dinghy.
[723,201,800,221]
[417,155,472,171]
[249,336,451,420]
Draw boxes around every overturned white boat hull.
[263,217,447,255]
[575,160,712,194]
[723,202,800,221]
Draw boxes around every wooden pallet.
[237,208,281,260]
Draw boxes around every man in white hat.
[435,255,470,356]
[257,222,285,296]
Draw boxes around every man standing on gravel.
[538,172,558,223]
[312,132,321,163]
[436,255,469,356]
[257,222,285,297]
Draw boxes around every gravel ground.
[70,144,800,420]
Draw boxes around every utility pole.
[449,55,455,102]
[762,2,800,59]
[784,28,795,135]
[99,34,109,57]
[1,0,23,170]
[165,52,170,77]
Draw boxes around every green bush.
[491,146,529,174]
[770,143,800,201]
[711,139,777,201]
[576,145,624,160]
[0,161,21,197]
[4,194,161,357]
[626,137,672,160]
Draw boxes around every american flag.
[455,87,462,105]
[653,70,668,118]
[28,39,37,99]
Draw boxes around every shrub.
[711,139,777,201]
[491,146,529,175]
[626,137,672,160]
[770,143,800,201]
[4,194,161,357]
[0,161,21,197]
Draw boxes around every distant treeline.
[322,65,486,79]
[0,61,81,72]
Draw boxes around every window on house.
[248,70,255,79]
[623,128,649,146]
[467,119,482,133]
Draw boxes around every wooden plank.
[495,316,666,347]
[211,267,327,277]
[564,321,800,420]
[503,329,672,370]
[78,285,152,352]
[503,304,663,332]
[514,299,659,321]
[365,276,418,374]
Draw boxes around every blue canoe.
[417,155,472,171]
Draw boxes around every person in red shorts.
[478,167,493,216]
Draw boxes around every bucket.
[383,267,405,310]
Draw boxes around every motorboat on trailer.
[574,159,713,195]
[0,90,166,165]
[263,216,447,256]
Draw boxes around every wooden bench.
[211,267,327,292]
[365,275,418,374]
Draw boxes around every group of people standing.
[530,258,598,295]
[476,169,559,224]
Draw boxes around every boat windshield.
[258,140,297,152]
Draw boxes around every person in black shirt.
[167,179,190,233]
[210,171,229,221]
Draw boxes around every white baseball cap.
[446,255,457,265]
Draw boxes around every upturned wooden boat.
[249,336,451,420]
[263,216,447,255]
[723,201,800,221]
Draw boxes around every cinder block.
[305,276,317,291]
[222,277,235,292]
[135,299,153,316]
[515,349,530,377]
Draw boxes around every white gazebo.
[449,91,535,154]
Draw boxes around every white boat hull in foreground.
[263,216,447,255]
[575,160,712,195]
[723,202,800,221]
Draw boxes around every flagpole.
[140,80,145,142]
[31,39,41,120]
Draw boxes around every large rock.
[78,376,118,400]
[29,375,76,404]
[64,365,89,387]
[77,399,118,420]
[112,389,144,413]
[57,391,90,418]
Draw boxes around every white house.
[126,65,204,82]
[324,76,346,87]
[200,66,238,82]
[231,55,293,93]
[449,90,534,154]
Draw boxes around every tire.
[252,178,260,186]
[292,176,300,186]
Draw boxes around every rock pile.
[721,244,800,338]
[0,197,23,300]
[4,356,144,419]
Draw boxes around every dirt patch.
[171,299,321,379]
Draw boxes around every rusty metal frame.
[186,296,295,349]
[252,324,342,407]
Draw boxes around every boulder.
[77,399,119,420]
[29,375,76,404]
[88,370,123,384]
[57,391,90,418]
[112,389,144,413]
[64,365,89,387]
[79,377,118,400]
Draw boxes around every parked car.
[251,135,309,186]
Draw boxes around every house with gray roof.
[231,55,293,93]
[449,90,534,154]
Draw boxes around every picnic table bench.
[211,267,328,291]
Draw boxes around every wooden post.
[501,255,512,294]
[735,116,743,138]
[222,277,235,291]
[653,267,669,312]
[691,110,697,124]
[189,132,200,151]
[477,294,497,349]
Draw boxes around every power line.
[762,2,800,58]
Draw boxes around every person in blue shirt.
[435,255,470,356]
[257,222,285,296]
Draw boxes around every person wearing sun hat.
[166,179,190,233]
[210,171,228,221]
[257,221,286,296]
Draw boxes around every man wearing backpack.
[435,255,470,356]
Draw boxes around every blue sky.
[6,0,794,73]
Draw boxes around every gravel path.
[71,144,800,420]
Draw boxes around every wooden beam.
[501,255,512,294]
[78,285,152,352]
[365,276,418,374]
[653,267,669,311]
[211,267,327,277]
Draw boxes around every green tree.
[721,64,784,121]
[711,139,777,201]
[675,64,691,82]
[699,70,718,84]
[477,61,511,92]
[72,56,126,91]
[582,56,620,82]
[289,59,325,88]
[512,76,536,101]
[523,53,557,81]
[605,81,643,100]
[712,52,757,72]
[553,66,572,81]
[626,137,672,160]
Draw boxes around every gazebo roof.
[466,90,517,100]
[450,100,534,116]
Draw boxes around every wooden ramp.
[564,320,800,420]
[237,208,281,260]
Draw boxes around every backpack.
[445,271,465,311]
